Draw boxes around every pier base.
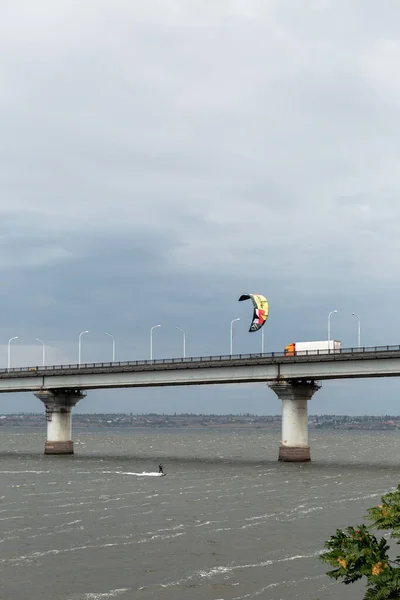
[34,390,86,455]
[268,380,321,462]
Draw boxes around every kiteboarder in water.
[158,464,164,474]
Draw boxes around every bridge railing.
[1,344,400,376]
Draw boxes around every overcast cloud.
[1,0,400,415]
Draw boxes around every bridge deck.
[2,344,400,377]
[0,345,399,393]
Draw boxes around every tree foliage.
[320,485,400,599]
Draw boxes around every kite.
[238,294,269,332]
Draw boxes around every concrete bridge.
[2,344,400,460]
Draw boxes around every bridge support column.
[268,380,321,462]
[34,390,86,455]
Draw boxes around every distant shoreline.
[0,412,399,432]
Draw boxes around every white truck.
[284,340,341,356]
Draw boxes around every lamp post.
[7,336,18,371]
[36,338,45,366]
[230,318,240,355]
[327,310,338,344]
[150,325,161,360]
[78,330,89,366]
[105,332,115,362]
[352,313,361,349]
[176,327,186,358]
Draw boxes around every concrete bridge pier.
[35,390,86,455]
[268,380,321,462]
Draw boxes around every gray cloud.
[0,1,399,414]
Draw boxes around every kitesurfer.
[158,464,164,474]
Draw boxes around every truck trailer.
[284,340,341,356]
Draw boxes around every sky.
[1,0,400,415]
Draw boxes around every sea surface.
[0,427,399,600]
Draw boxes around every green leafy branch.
[320,484,400,599]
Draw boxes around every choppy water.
[0,427,399,599]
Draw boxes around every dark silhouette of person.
[158,464,164,474]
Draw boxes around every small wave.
[334,491,386,504]
[55,520,82,528]
[245,512,277,521]
[84,589,130,599]
[137,549,324,592]
[295,506,323,515]
[138,532,185,544]
[195,520,220,527]
[1,542,120,565]
[101,471,165,477]
[205,551,324,577]
[232,574,325,599]
[0,470,51,474]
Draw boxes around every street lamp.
[7,336,18,371]
[36,338,45,366]
[78,330,89,366]
[150,325,161,360]
[327,310,338,344]
[105,332,115,362]
[352,313,361,349]
[230,318,240,355]
[176,327,186,358]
